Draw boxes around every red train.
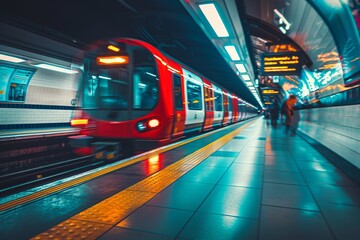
[69,38,258,159]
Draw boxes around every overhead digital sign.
[261,52,302,76]
[262,89,279,95]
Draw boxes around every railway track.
[0,134,106,197]
[0,154,105,197]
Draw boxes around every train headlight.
[136,117,160,132]
[148,119,160,128]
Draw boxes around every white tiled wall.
[298,105,360,169]
[30,68,80,91]
[26,86,77,106]
[25,68,81,106]
[0,68,80,127]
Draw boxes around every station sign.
[262,89,279,95]
[261,52,302,76]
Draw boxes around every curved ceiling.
[0,0,260,107]
[1,0,359,108]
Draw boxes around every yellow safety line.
[0,120,256,213]
[32,121,254,239]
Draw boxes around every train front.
[69,39,173,159]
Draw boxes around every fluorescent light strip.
[274,9,290,27]
[199,3,229,37]
[0,53,26,63]
[274,9,291,31]
[224,45,240,61]
[235,63,247,73]
[99,75,111,80]
[35,63,78,74]
[279,27,287,34]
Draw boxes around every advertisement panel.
[0,65,34,102]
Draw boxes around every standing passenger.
[281,95,297,134]
[270,98,280,128]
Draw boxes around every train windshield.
[83,66,130,110]
[82,44,159,120]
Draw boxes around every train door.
[171,73,186,138]
[237,98,242,122]
[202,79,214,131]
[243,104,248,120]
[222,90,230,126]
[182,68,205,133]
[228,94,233,124]
[238,99,243,121]
[213,85,223,127]
[238,100,243,121]
[232,96,239,123]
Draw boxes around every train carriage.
[70,38,258,159]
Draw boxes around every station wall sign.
[261,52,302,76]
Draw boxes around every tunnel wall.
[0,22,83,129]
[298,104,360,171]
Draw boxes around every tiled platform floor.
[1,118,360,239]
[99,119,360,240]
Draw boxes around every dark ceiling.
[1,0,265,107]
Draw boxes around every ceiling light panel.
[224,45,240,61]
[242,74,251,81]
[199,3,229,37]
[35,63,78,74]
[235,63,247,73]
[0,53,26,63]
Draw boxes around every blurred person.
[270,98,280,128]
[281,95,297,134]
[264,109,270,119]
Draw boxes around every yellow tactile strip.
[31,121,253,239]
[72,190,157,224]
[32,219,111,240]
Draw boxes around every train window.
[99,68,129,109]
[132,48,159,110]
[173,74,183,110]
[186,81,202,110]
[83,62,130,110]
[214,91,223,111]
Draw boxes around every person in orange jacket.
[281,95,297,134]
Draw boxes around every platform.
[0,127,79,140]
[0,118,359,240]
